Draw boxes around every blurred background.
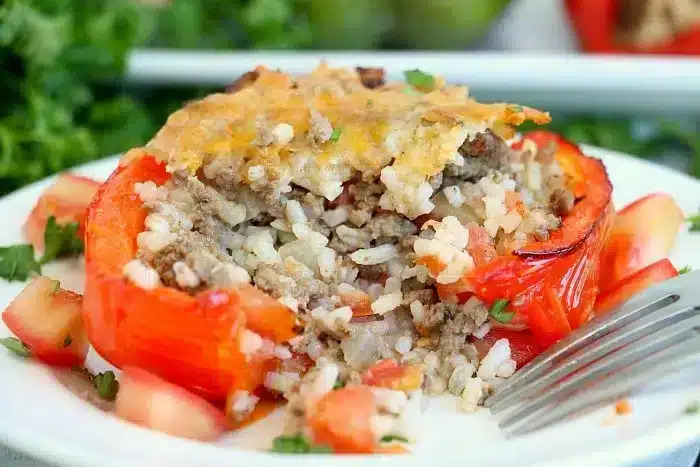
[1,0,700,195]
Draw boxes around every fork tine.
[501,333,700,436]
[489,301,698,414]
[497,321,700,430]
[484,272,700,408]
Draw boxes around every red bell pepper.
[566,0,700,55]
[83,155,298,401]
[595,258,678,315]
[466,132,614,347]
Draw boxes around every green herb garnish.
[0,337,31,357]
[329,127,342,143]
[684,401,699,415]
[404,69,435,92]
[63,335,73,347]
[40,217,84,264]
[489,299,514,323]
[678,265,692,275]
[380,434,409,443]
[271,435,333,454]
[333,380,345,390]
[687,214,700,232]
[94,371,119,401]
[0,245,41,282]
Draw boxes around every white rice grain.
[350,244,398,265]
[477,338,516,380]
[240,330,264,358]
[271,123,294,145]
[317,247,337,279]
[321,206,350,227]
[144,213,171,234]
[136,231,176,253]
[210,263,251,286]
[473,321,492,339]
[172,261,200,288]
[134,181,168,203]
[285,200,308,225]
[123,260,161,290]
[278,295,299,313]
[395,335,413,355]
[264,371,300,393]
[371,388,408,415]
[459,377,484,412]
[409,300,426,323]
[443,186,465,207]
[230,390,260,420]
[371,290,403,315]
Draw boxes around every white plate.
[127,50,700,114]
[0,147,699,467]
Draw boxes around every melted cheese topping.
[124,64,550,217]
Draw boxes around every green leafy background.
[1,0,698,196]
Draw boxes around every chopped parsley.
[380,434,409,443]
[684,401,699,415]
[39,217,84,264]
[333,380,346,390]
[678,265,692,275]
[0,217,84,282]
[94,371,120,401]
[329,127,342,143]
[0,245,41,281]
[270,435,333,454]
[688,213,700,232]
[63,335,73,347]
[489,299,514,323]
[403,69,435,92]
[0,337,31,357]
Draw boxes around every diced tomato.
[115,366,228,441]
[83,155,298,400]
[2,277,88,366]
[307,386,377,454]
[467,226,498,267]
[615,399,633,415]
[361,359,423,391]
[415,255,444,276]
[375,444,409,454]
[472,329,544,368]
[526,286,573,346]
[339,289,374,317]
[23,174,100,251]
[599,194,683,290]
[595,258,678,315]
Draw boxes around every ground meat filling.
[355,66,386,89]
[128,126,572,400]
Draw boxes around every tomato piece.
[361,359,423,391]
[595,259,678,315]
[23,174,100,251]
[84,155,298,400]
[339,289,374,317]
[308,386,377,454]
[2,277,88,366]
[513,132,613,257]
[599,194,683,290]
[115,366,228,441]
[472,329,543,368]
[526,286,573,346]
[415,255,444,276]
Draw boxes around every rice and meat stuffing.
[121,64,567,430]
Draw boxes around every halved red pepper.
[566,0,700,55]
[83,155,298,401]
[465,132,614,347]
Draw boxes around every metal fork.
[485,270,700,436]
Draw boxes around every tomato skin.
[599,193,683,290]
[84,155,297,401]
[3,277,88,366]
[595,259,678,315]
[115,366,228,441]
[23,174,100,251]
[308,386,377,454]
